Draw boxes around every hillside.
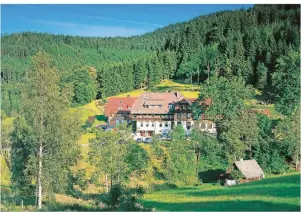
[141,173,300,211]
[1,5,300,117]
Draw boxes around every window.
[165,122,168,127]
[168,104,173,109]
[151,123,155,127]
[159,123,162,127]
[187,113,191,118]
[187,122,191,130]
[140,123,143,127]
[146,123,149,127]
[177,122,181,126]
[177,113,181,119]
[200,122,206,129]
[207,123,213,129]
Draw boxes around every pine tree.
[256,62,268,90]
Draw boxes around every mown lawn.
[141,173,300,211]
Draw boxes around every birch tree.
[11,52,81,209]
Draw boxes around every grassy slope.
[69,100,106,126]
[141,173,300,211]
[1,80,284,210]
[116,80,200,98]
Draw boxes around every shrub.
[101,184,147,211]
[230,169,244,180]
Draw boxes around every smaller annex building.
[104,96,137,127]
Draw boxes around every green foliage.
[256,62,268,90]
[125,144,150,173]
[2,5,300,115]
[74,169,89,190]
[102,184,146,211]
[230,169,244,180]
[272,50,300,115]
[200,76,254,121]
[274,109,300,170]
[89,127,132,187]
[61,69,97,106]
[10,52,81,206]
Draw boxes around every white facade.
[136,121,172,135]
[174,121,194,134]
[199,122,217,133]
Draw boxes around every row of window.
[177,113,191,119]
[200,122,214,130]
[140,122,169,128]
[138,121,215,130]
[145,105,162,108]
[134,115,173,119]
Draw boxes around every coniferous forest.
[2,5,300,114]
[1,4,300,211]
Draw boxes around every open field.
[116,80,200,98]
[141,173,300,211]
[69,100,106,126]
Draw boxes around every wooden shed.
[234,159,264,180]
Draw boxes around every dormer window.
[168,103,173,109]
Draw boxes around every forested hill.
[1,4,300,116]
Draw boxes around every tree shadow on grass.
[187,185,300,198]
[188,174,300,199]
[141,199,300,211]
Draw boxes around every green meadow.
[141,173,300,211]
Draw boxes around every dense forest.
[1,4,300,211]
[1,4,300,115]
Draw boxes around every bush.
[151,183,178,192]
[230,169,244,180]
[101,184,147,211]
[74,169,89,190]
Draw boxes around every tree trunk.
[105,174,109,193]
[38,143,43,209]
[207,64,210,82]
[110,173,113,188]
[197,67,200,85]
[190,70,193,90]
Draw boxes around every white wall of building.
[135,120,216,137]
[136,121,172,134]
[199,122,217,133]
